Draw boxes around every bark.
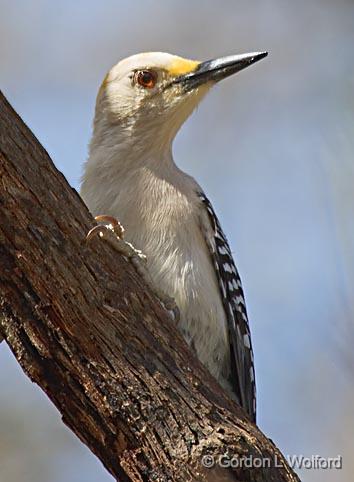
[0,91,300,482]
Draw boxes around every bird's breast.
[113,189,231,386]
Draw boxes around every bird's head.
[90,51,267,160]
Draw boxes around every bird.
[81,51,267,423]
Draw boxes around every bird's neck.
[88,116,178,172]
[81,121,186,216]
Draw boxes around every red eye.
[135,70,157,89]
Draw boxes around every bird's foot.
[86,215,179,322]
[86,215,125,242]
[87,215,148,264]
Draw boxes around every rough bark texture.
[0,91,300,482]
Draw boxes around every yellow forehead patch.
[168,58,200,76]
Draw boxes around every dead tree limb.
[0,91,299,482]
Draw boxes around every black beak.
[174,51,268,91]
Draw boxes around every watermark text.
[201,454,342,471]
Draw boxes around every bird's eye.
[134,70,157,89]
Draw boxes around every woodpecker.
[81,51,267,422]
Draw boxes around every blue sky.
[1,1,354,481]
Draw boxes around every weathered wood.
[0,91,300,482]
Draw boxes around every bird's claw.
[86,215,125,242]
[86,215,147,264]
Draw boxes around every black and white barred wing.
[198,192,256,422]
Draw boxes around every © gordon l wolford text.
[201,454,342,471]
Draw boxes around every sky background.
[1,1,354,481]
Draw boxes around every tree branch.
[0,91,299,482]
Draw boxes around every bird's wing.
[198,192,256,422]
